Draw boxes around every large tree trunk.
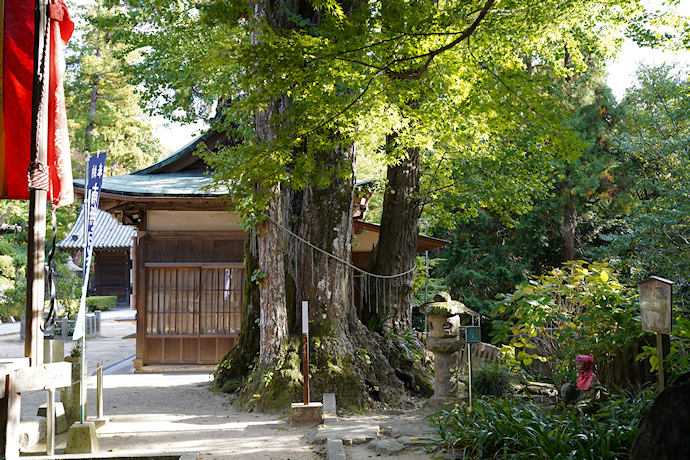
[257,189,288,366]
[289,141,355,331]
[216,0,433,411]
[285,136,415,406]
[363,141,421,333]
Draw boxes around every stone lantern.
[421,292,478,398]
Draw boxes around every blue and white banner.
[73,152,107,341]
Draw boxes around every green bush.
[0,302,23,323]
[431,388,655,459]
[85,296,117,311]
[0,237,17,257]
[0,255,15,279]
[472,361,514,397]
[491,261,644,389]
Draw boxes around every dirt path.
[1,308,439,459]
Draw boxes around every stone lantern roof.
[420,292,478,317]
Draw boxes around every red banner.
[47,0,74,207]
[0,0,74,207]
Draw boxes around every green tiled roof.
[75,126,373,199]
[75,169,227,197]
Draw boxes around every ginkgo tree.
[100,0,651,408]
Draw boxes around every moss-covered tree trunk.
[257,190,288,366]
[217,0,433,411]
[286,138,406,407]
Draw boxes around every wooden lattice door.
[144,264,243,365]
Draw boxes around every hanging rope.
[28,9,51,192]
[43,207,59,333]
[266,215,416,280]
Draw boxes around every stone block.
[37,402,68,434]
[322,393,337,415]
[18,416,46,451]
[65,421,99,454]
[313,421,380,445]
[368,439,405,455]
[326,439,346,460]
[290,402,323,426]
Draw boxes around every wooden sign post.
[639,276,674,391]
[302,300,309,405]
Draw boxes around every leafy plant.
[491,261,644,389]
[69,342,82,358]
[85,296,118,311]
[250,269,266,285]
[637,315,690,381]
[430,389,655,459]
[0,302,23,323]
[472,361,515,397]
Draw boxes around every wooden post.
[467,342,473,412]
[26,0,50,368]
[97,362,103,419]
[0,373,21,459]
[302,301,309,405]
[26,191,46,367]
[657,333,671,391]
[134,231,146,371]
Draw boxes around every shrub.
[491,261,644,389]
[85,296,117,311]
[472,361,514,397]
[0,238,15,256]
[0,255,15,279]
[0,302,23,323]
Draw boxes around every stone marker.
[326,439,346,460]
[290,402,323,426]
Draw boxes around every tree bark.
[562,198,576,262]
[289,139,357,332]
[364,140,421,333]
[217,0,432,410]
[257,189,288,366]
[213,234,260,391]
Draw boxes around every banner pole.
[75,151,106,423]
[80,155,89,424]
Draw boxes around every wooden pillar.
[26,0,49,367]
[0,373,21,459]
[26,191,46,366]
[130,235,137,310]
[134,231,147,370]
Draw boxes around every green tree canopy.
[66,2,168,177]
